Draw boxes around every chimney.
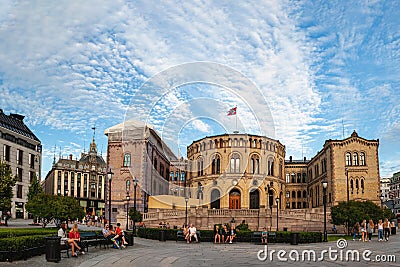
[10,113,25,121]
[289,156,292,163]
[69,154,73,160]
[304,157,306,162]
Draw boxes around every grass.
[327,235,353,242]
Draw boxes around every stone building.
[186,130,380,211]
[104,120,177,224]
[43,139,106,215]
[0,109,42,219]
[389,171,400,214]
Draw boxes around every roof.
[79,154,106,165]
[104,119,154,135]
[0,109,40,142]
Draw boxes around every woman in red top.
[69,223,85,256]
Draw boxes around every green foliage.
[136,227,323,243]
[236,222,250,231]
[27,173,43,201]
[0,228,57,238]
[330,200,395,233]
[0,161,17,214]
[129,208,143,222]
[26,193,85,227]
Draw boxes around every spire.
[91,126,96,143]
[53,145,56,165]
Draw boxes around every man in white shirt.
[188,224,198,243]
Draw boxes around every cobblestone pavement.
[2,223,400,267]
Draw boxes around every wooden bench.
[251,231,262,244]
[268,232,276,243]
[80,232,105,252]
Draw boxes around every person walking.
[377,219,384,241]
[383,218,390,241]
[366,219,374,242]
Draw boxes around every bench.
[251,232,262,244]
[80,232,105,252]
[176,230,201,242]
[60,243,70,258]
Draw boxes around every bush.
[0,228,57,238]
[137,227,322,243]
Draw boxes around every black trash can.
[125,231,134,246]
[290,233,299,245]
[159,230,166,241]
[391,227,396,235]
[44,236,61,262]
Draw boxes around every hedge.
[137,228,322,243]
[0,228,58,238]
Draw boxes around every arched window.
[123,153,131,167]
[350,179,354,194]
[353,152,359,166]
[292,191,296,198]
[297,173,301,183]
[297,191,302,198]
[302,173,306,183]
[126,179,131,192]
[153,158,158,171]
[279,160,283,179]
[249,189,260,209]
[212,155,221,174]
[360,152,366,166]
[230,153,240,173]
[355,179,359,192]
[267,158,274,176]
[197,157,204,176]
[210,189,220,209]
[291,173,295,183]
[250,155,260,174]
[361,179,364,193]
[346,152,352,166]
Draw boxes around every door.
[229,189,241,209]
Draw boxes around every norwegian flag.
[227,107,237,116]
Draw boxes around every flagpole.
[234,106,238,134]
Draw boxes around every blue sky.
[0,0,399,179]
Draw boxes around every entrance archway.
[229,189,241,209]
[210,189,220,209]
[249,189,260,209]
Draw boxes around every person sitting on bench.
[229,226,237,244]
[188,223,198,243]
[261,227,268,243]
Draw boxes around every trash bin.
[391,227,396,235]
[290,232,299,245]
[159,230,166,241]
[125,231,134,246]
[44,236,61,262]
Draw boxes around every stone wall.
[128,207,340,233]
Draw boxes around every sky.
[0,0,399,179]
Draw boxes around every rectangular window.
[3,145,11,161]
[175,171,179,181]
[98,176,102,199]
[84,174,88,198]
[16,167,23,182]
[286,174,290,183]
[57,171,61,195]
[29,154,35,169]
[71,172,75,197]
[64,172,68,195]
[17,185,23,198]
[17,149,23,165]
[77,173,81,198]
[29,171,35,183]
[180,172,185,181]
[170,171,174,181]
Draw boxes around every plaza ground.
[2,220,399,267]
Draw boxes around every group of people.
[159,221,170,229]
[353,218,395,242]
[213,225,237,244]
[58,223,85,257]
[102,223,129,249]
[182,223,199,243]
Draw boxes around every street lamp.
[265,182,273,231]
[185,197,189,226]
[107,168,114,225]
[275,197,279,231]
[126,193,130,231]
[133,179,138,238]
[322,180,328,242]
[345,167,349,202]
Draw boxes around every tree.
[0,161,17,220]
[26,193,85,228]
[27,173,43,223]
[27,173,43,201]
[129,208,142,223]
[331,200,395,234]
